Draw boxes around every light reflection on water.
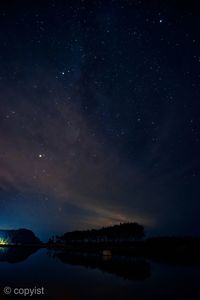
[0,246,8,253]
[0,248,199,300]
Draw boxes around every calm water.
[0,247,200,299]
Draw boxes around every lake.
[0,247,199,299]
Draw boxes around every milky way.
[0,1,199,239]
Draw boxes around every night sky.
[0,0,200,240]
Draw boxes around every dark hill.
[0,228,42,245]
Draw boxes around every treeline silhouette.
[58,222,144,244]
[46,222,200,267]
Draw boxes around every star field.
[0,0,200,239]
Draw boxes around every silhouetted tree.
[59,222,144,244]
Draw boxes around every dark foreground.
[2,236,200,267]
[0,245,200,300]
[47,236,200,266]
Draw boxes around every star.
[0,0,199,243]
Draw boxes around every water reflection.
[0,248,200,300]
[0,246,39,263]
[52,251,151,280]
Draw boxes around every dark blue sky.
[0,0,199,240]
